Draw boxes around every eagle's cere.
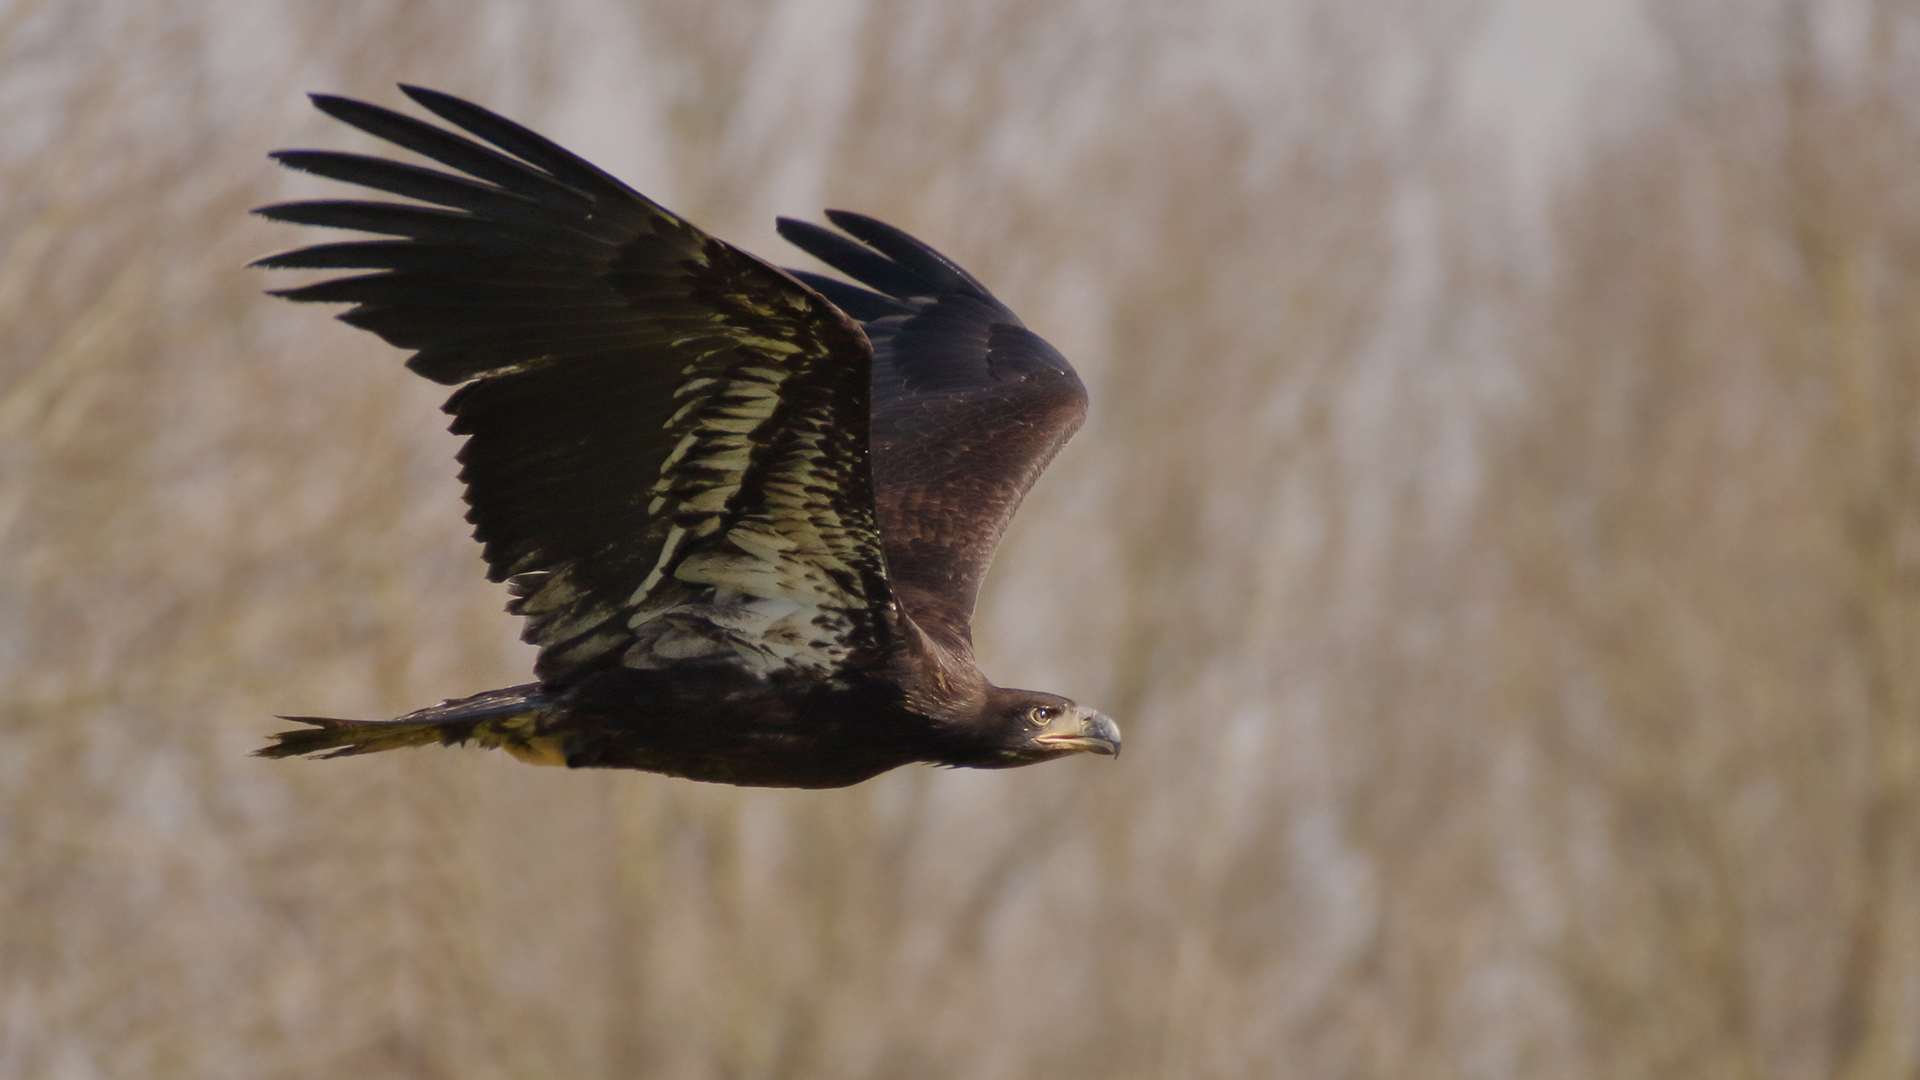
[253,86,1117,788]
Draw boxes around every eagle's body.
[319,671,914,789]
[255,87,1118,787]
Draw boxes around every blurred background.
[3,0,1918,1076]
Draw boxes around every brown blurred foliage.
[1477,6,1920,1077]
[2,0,1916,1077]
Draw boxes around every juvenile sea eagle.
[253,87,1118,788]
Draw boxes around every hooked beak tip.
[1085,711,1122,759]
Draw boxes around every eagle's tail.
[255,684,566,766]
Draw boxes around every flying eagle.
[252,86,1119,788]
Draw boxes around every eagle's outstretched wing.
[256,87,893,684]
[776,213,1087,656]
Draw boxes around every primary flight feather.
[253,86,1117,788]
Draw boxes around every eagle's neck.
[889,612,989,723]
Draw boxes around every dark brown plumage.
[253,86,1118,788]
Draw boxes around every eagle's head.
[959,687,1122,767]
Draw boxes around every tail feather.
[256,715,477,758]
[257,684,562,765]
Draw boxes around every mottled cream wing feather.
[620,316,892,676]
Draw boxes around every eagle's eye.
[1027,704,1060,726]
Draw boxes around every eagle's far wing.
[775,212,1087,656]
[256,88,894,684]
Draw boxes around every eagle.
[252,86,1119,788]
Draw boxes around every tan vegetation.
[2,0,1916,1077]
